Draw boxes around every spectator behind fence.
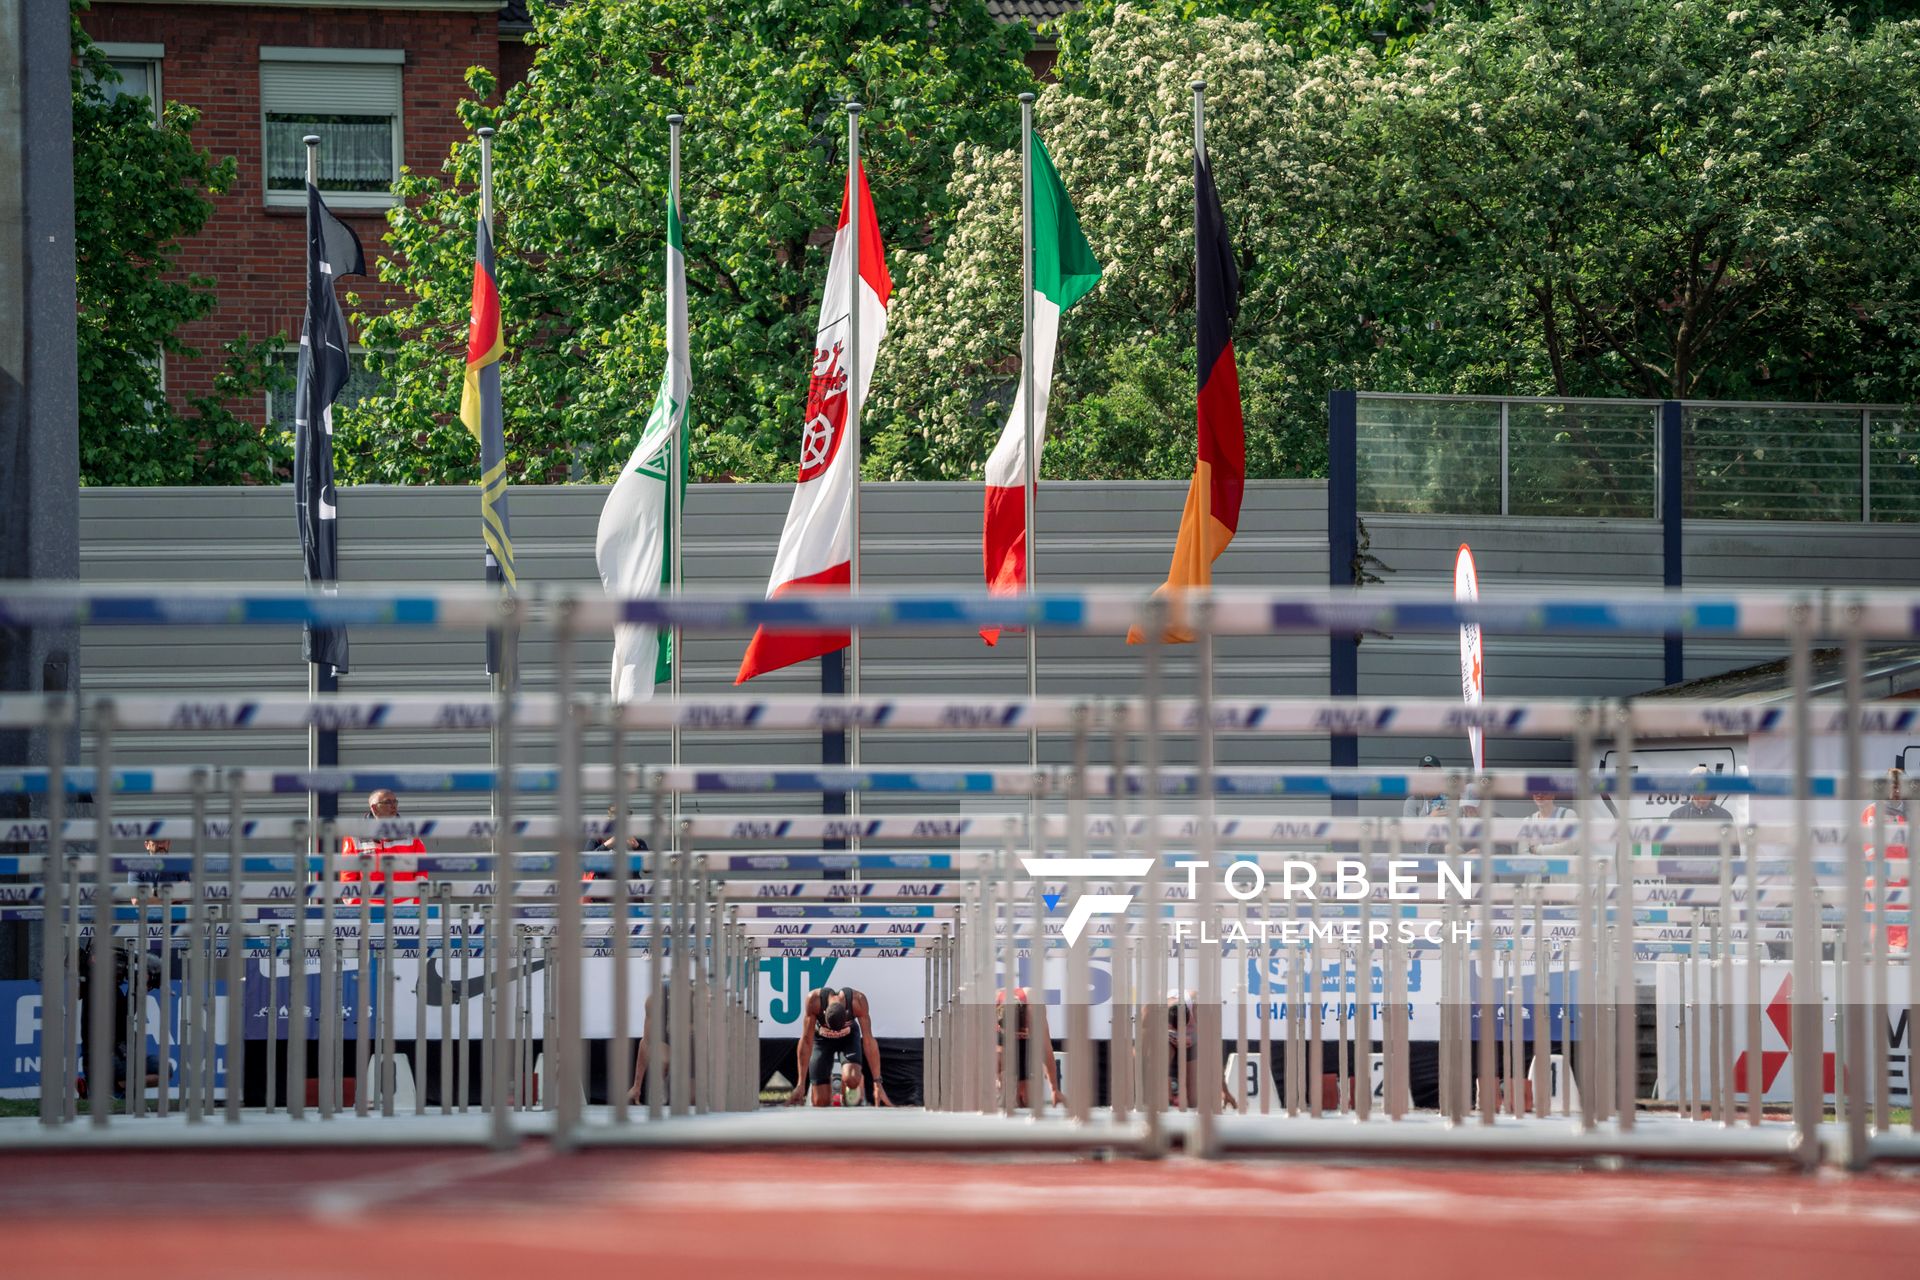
[1863,767,1910,953]
[127,837,190,903]
[584,805,650,902]
[1668,765,1734,823]
[1402,754,1444,820]
[1522,790,1578,857]
[341,788,427,906]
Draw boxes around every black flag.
[293,183,365,675]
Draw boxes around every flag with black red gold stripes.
[461,214,514,675]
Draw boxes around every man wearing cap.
[1668,766,1733,823]
[1404,754,1444,820]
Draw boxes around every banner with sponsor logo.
[1653,961,1912,1105]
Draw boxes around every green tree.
[72,6,283,485]
[344,0,1033,486]
[871,0,1920,490]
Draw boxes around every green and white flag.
[595,192,688,702]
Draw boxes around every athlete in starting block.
[788,986,892,1106]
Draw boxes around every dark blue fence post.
[316,664,338,822]
[821,652,847,856]
[1660,400,1684,686]
[1328,390,1359,793]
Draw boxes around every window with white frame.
[260,47,404,208]
[95,42,164,124]
[266,346,385,432]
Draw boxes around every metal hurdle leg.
[1257,914,1272,1118]
[692,861,711,1117]
[1138,595,1167,1156]
[1573,717,1597,1131]
[524,930,538,1111]
[1476,797,1497,1126]
[1308,898,1323,1118]
[487,623,519,1147]
[1787,604,1820,1168]
[1559,940,1572,1120]
[1387,821,1407,1122]
[1110,915,1131,1123]
[438,885,453,1114]
[999,834,1018,1118]
[1870,786,1890,1135]
[1744,822,1763,1128]
[61,846,80,1123]
[1841,617,1870,1168]
[265,926,280,1114]
[669,821,692,1118]
[1026,781,1047,1120]
[414,898,428,1117]
[1717,826,1736,1126]
[287,819,307,1121]
[1235,939,1249,1118]
[87,700,116,1129]
[1531,886,1548,1120]
[1167,940,1182,1113]
[1337,945,1351,1117]
[1067,706,1092,1124]
[1677,917,1693,1121]
[223,772,244,1122]
[611,751,633,1126]
[1388,888,1409,1122]
[552,601,586,1144]
[36,701,68,1127]
[457,905,472,1114]
[1355,826,1374,1123]
[130,920,148,1118]
[646,773,666,1120]
[157,888,173,1118]
[379,875,397,1118]
[542,935,558,1113]
[1611,707,1638,1133]
[319,818,340,1120]
[355,881,372,1117]
[1497,924,1512,1113]
[1108,700,1133,1124]
[924,928,935,1110]
[1194,598,1220,1150]
[1286,927,1303,1117]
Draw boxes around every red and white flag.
[1455,542,1484,774]
[736,164,891,683]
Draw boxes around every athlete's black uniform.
[806,987,866,1086]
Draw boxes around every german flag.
[461,215,515,673]
[1131,144,1244,644]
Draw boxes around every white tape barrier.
[0,812,1896,851]
[1,692,1903,739]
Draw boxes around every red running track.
[3,1147,1918,1279]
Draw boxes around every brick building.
[77,1,1074,436]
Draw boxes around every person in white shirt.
[1522,788,1578,856]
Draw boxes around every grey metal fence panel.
[1354,514,1667,772]
[77,480,1331,819]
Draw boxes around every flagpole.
[846,101,862,832]
[1193,79,1214,776]
[667,113,684,841]
[304,134,320,884]
[1019,91,1038,781]
[478,125,504,803]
